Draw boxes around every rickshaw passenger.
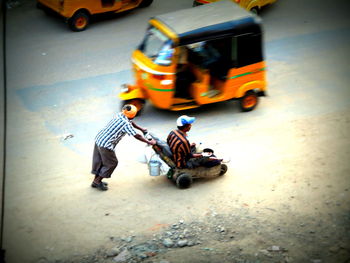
[167,115,222,169]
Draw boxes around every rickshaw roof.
[154,0,262,46]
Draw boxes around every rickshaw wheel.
[240,90,258,112]
[122,99,145,116]
[68,11,89,32]
[219,164,228,176]
[176,173,193,189]
[139,0,153,8]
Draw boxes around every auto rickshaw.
[36,0,153,31]
[119,0,267,113]
[193,0,277,14]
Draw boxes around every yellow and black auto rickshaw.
[119,0,267,113]
[193,0,277,14]
[36,0,153,31]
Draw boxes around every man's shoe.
[91,181,108,187]
[91,182,108,191]
[93,175,108,185]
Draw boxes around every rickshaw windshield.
[139,27,174,66]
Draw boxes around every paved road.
[3,0,350,262]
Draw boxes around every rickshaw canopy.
[153,0,262,46]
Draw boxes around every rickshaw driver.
[167,115,222,169]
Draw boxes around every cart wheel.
[250,7,259,14]
[176,173,192,189]
[219,164,228,176]
[239,90,258,112]
[139,0,153,7]
[121,99,145,116]
[68,11,90,32]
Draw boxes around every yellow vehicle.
[36,0,153,31]
[193,0,277,14]
[119,0,267,113]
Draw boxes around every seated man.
[167,115,222,169]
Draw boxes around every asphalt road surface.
[2,0,350,262]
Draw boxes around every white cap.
[176,115,196,127]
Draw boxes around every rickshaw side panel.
[87,1,123,15]
[190,61,266,104]
[224,61,267,98]
[37,0,108,18]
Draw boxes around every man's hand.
[134,134,155,145]
[148,139,156,146]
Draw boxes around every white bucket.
[149,160,160,176]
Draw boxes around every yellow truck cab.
[36,0,153,31]
[193,0,277,14]
[119,0,267,113]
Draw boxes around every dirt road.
[2,0,350,262]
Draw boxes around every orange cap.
[122,104,137,119]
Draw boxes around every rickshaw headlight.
[161,80,173,85]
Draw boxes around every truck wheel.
[68,11,90,32]
[121,99,145,116]
[239,90,258,112]
[176,173,192,189]
[219,164,228,176]
[139,0,153,7]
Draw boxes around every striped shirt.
[95,113,137,150]
[167,129,192,168]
